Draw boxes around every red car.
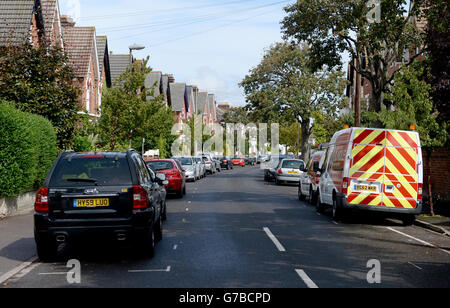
[146,159,186,198]
[231,156,245,167]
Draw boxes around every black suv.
[34,150,165,261]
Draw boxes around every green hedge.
[0,101,57,197]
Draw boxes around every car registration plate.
[355,185,377,192]
[73,198,109,208]
[288,171,299,174]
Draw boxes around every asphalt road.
[1,166,449,288]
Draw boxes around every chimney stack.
[61,15,75,27]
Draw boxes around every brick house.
[61,15,101,117]
[0,0,46,47]
[169,83,188,126]
[196,92,210,125]
[41,0,63,48]
[207,94,217,126]
[95,36,111,112]
[109,52,131,86]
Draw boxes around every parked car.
[315,127,423,225]
[217,156,233,170]
[194,156,206,178]
[199,153,216,174]
[34,150,165,261]
[264,155,294,181]
[146,159,186,198]
[173,156,199,182]
[232,156,245,167]
[148,168,168,221]
[298,151,325,204]
[273,159,306,185]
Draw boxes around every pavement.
[0,166,449,288]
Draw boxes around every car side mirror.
[156,173,166,182]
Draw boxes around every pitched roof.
[96,36,106,74]
[169,83,186,112]
[0,0,40,46]
[41,0,56,44]
[186,85,195,114]
[208,94,216,117]
[109,54,130,85]
[197,92,209,113]
[62,25,98,78]
[145,71,162,98]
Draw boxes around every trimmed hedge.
[0,101,57,197]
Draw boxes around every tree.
[381,62,447,148]
[424,0,449,141]
[281,0,425,114]
[0,43,80,149]
[240,42,347,161]
[99,58,175,153]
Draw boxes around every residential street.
[1,166,449,288]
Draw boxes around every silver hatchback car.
[273,159,306,185]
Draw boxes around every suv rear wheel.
[35,233,56,262]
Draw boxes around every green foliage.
[72,134,92,153]
[240,42,347,160]
[99,58,176,154]
[281,0,425,113]
[280,122,300,153]
[381,63,447,149]
[0,44,81,149]
[0,101,57,197]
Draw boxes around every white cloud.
[187,66,229,97]
[60,0,81,22]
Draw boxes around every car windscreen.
[146,161,174,171]
[49,156,132,187]
[282,160,304,169]
[178,158,193,165]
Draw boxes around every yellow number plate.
[288,171,299,174]
[74,198,109,208]
[355,185,377,192]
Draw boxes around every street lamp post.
[128,44,145,64]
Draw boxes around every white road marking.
[316,213,321,216]
[332,221,339,225]
[386,227,450,256]
[186,208,189,212]
[408,262,423,270]
[295,269,319,288]
[173,245,178,250]
[263,227,286,252]
[128,266,171,273]
[39,272,67,275]
[0,256,39,285]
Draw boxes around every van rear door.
[347,129,420,209]
[347,129,386,207]
[383,131,420,209]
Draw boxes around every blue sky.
[59,0,296,106]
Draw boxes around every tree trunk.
[300,120,311,163]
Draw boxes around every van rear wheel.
[402,215,416,226]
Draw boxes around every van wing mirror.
[313,161,320,172]
[155,173,166,182]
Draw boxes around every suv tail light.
[35,187,49,213]
[418,183,423,200]
[133,185,149,210]
[206,161,211,165]
[342,177,349,194]
[278,168,283,175]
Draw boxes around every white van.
[316,127,423,225]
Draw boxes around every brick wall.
[423,148,450,200]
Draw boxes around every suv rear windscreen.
[146,161,174,171]
[49,156,132,187]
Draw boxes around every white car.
[173,156,199,181]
